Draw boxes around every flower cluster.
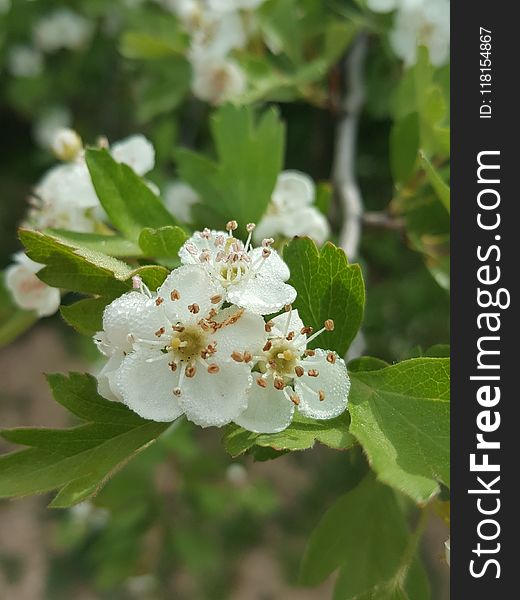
[94,222,350,433]
[163,0,266,104]
[368,0,450,67]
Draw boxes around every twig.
[333,34,368,262]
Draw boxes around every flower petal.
[116,349,183,422]
[248,247,290,281]
[227,275,296,315]
[179,360,251,427]
[211,306,266,358]
[157,264,222,323]
[234,376,295,433]
[295,349,350,420]
[272,170,315,211]
[97,353,124,402]
[110,134,155,176]
[178,230,226,265]
[282,207,329,245]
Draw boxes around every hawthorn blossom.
[234,308,350,433]
[254,171,330,245]
[179,222,296,315]
[5,252,60,317]
[95,265,266,426]
[7,45,43,78]
[163,181,200,223]
[33,9,93,53]
[33,106,72,150]
[190,52,247,105]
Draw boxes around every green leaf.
[419,151,450,213]
[48,230,142,257]
[348,356,389,372]
[300,475,430,599]
[390,112,420,185]
[60,297,108,336]
[0,373,170,507]
[86,148,176,241]
[222,412,355,458]
[176,105,285,234]
[120,30,187,59]
[138,225,188,258]
[349,358,450,503]
[284,238,365,356]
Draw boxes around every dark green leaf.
[60,297,108,336]
[390,112,420,185]
[138,225,188,258]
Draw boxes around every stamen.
[256,377,267,388]
[169,361,177,372]
[246,223,256,232]
[286,331,295,341]
[307,369,319,377]
[172,324,185,332]
[155,327,166,337]
[319,389,326,402]
[295,366,304,377]
[324,319,335,331]
[170,289,180,301]
[185,365,196,378]
[263,340,272,352]
[301,326,313,335]
[188,303,200,314]
[226,220,238,232]
[261,238,274,247]
[207,363,220,374]
[155,297,164,306]
[274,377,285,390]
[199,250,210,262]
[326,352,337,364]
[173,388,182,397]
[231,351,244,362]
[262,248,271,259]
[243,351,253,363]
[210,294,222,304]
[305,349,316,357]
[132,275,143,289]
[265,321,273,333]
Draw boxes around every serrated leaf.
[222,412,355,458]
[48,230,142,257]
[284,238,365,356]
[349,358,450,503]
[176,105,285,234]
[0,373,169,507]
[86,148,176,241]
[300,475,430,599]
[60,297,107,336]
[138,225,188,258]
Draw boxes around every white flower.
[33,9,93,53]
[366,0,399,12]
[33,106,72,150]
[235,308,350,433]
[163,181,200,223]
[179,223,296,315]
[190,53,247,104]
[7,45,43,78]
[5,252,60,317]
[95,265,267,426]
[207,0,266,11]
[254,171,330,245]
[110,134,155,177]
[51,128,83,162]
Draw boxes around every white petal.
[228,275,296,315]
[178,230,225,265]
[252,214,288,243]
[281,207,329,245]
[234,376,294,433]
[269,309,307,348]
[164,181,200,223]
[157,264,222,323]
[117,349,183,422]
[295,349,350,420]
[36,162,99,209]
[248,247,290,281]
[97,354,124,402]
[211,306,266,358]
[111,134,155,176]
[5,261,60,317]
[179,360,251,427]
[272,170,315,211]
[366,0,398,12]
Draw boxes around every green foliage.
[419,151,450,213]
[300,474,430,599]
[0,373,170,507]
[222,412,355,458]
[138,225,188,259]
[85,148,177,242]
[176,105,285,233]
[48,230,142,257]
[284,238,365,356]
[349,358,450,503]
[60,297,108,336]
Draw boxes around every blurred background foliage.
[1,0,449,597]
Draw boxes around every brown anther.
[226,220,238,231]
[173,388,182,397]
[284,304,292,312]
[168,361,177,372]
[263,340,272,352]
[185,366,196,378]
[262,248,271,258]
[301,326,313,335]
[326,352,337,364]
[243,351,253,363]
[246,223,256,232]
[210,294,222,304]
[231,351,244,362]
[256,377,267,388]
[290,393,301,406]
[188,303,200,314]
[305,349,316,357]
[318,390,326,402]
[155,327,166,337]
[170,289,180,301]
[155,297,164,306]
[294,366,304,377]
[207,342,217,355]
[172,324,185,332]
[208,308,218,318]
[286,331,295,341]
[199,320,210,331]
[308,369,319,378]
[264,321,273,332]
[207,364,220,374]
[324,319,335,331]
[268,359,277,369]
[274,377,285,390]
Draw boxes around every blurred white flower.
[208,0,266,11]
[33,106,72,150]
[95,266,266,426]
[164,181,200,223]
[366,0,399,11]
[33,9,94,53]
[235,308,349,433]
[7,45,43,78]
[5,252,60,317]
[110,134,156,176]
[179,223,296,315]
[51,128,83,162]
[190,53,247,104]
[254,171,330,245]
[226,462,248,486]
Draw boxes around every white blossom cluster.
[367,0,450,67]
[160,0,266,104]
[7,8,93,79]
[165,170,329,244]
[94,222,350,433]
